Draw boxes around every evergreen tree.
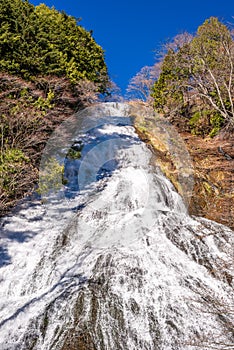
[152,17,234,135]
[0,0,108,91]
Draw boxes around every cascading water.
[0,103,233,350]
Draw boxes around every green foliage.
[189,110,210,136]
[151,49,188,114]
[0,148,28,167]
[189,110,224,137]
[66,148,82,160]
[209,113,224,137]
[192,17,232,69]
[33,90,55,112]
[151,16,234,135]
[0,147,29,194]
[38,157,64,195]
[0,0,108,91]
[189,111,202,135]
[20,87,30,98]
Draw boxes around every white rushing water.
[0,103,233,350]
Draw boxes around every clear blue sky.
[30,0,234,94]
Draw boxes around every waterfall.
[0,103,233,350]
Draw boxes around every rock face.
[132,102,233,231]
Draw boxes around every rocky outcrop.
[131,102,233,230]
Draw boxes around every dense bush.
[0,0,109,91]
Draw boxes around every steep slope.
[0,103,233,350]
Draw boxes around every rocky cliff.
[131,102,233,230]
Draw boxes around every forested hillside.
[129,17,234,138]
[0,0,109,214]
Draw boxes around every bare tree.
[127,32,193,103]
[182,19,234,126]
[126,62,161,101]
[162,32,193,54]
